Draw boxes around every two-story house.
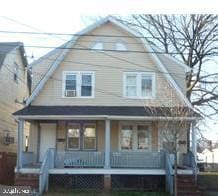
[0,42,29,153]
[13,17,200,194]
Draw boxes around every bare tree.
[118,15,218,118]
[143,82,199,196]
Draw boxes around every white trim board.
[16,168,193,175]
[49,168,166,175]
[26,16,192,108]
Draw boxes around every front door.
[39,123,56,162]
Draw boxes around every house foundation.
[104,174,111,190]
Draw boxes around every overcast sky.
[0,0,217,141]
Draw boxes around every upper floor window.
[91,42,103,51]
[63,71,95,98]
[115,41,127,51]
[14,63,19,82]
[124,72,155,99]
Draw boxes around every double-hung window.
[83,124,96,150]
[63,71,94,98]
[124,72,155,98]
[67,124,80,150]
[67,123,97,150]
[120,125,133,150]
[120,123,151,151]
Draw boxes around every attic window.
[115,41,127,51]
[91,42,103,51]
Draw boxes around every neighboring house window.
[124,72,155,98]
[67,122,97,150]
[14,63,19,82]
[63,71,95,98]
[91,42,103,51]
[67,124,80,150]
[115,41,127,51]
[120,123,151,151]
[83,124,96,150]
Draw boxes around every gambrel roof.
[26,17,192,108]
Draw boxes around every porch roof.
[13,106,200,120]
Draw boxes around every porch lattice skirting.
[49,174,165,191]
[49,175,104,190]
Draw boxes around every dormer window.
[115,41,127,51]
[91,42,103,51]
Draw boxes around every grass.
[198,172,218,196]
[198,172,218,190]
[44,190,169,196]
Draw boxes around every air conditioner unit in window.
[65,90,77,97]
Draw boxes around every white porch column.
[191,122,197,162]
[104,119,111,169]
[17,119,24,169]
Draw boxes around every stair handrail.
[165,152,174,196]
[190,151,198,184]
[183,151,198,184]
[39,148,53,194]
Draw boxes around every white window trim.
[83,123,97,151]
[67,123,81,150]
[123,72,156,99]
[90,41,104,52]
[62,71,95,98]
[118,121,152,152]
[115,40,128,51]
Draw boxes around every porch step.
[15,173,39,191]
[177,175,201,196]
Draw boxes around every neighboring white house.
[198,148,218,163]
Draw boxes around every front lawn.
[198,172,218,195]
[198,172,218,190]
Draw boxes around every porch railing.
[183,151,198,183]
[111,151,164,168]
[55,151,164,169]
[39,148,55,194]
[22,152,34,165]
[55,151,105,168]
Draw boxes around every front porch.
[15,114,198,194]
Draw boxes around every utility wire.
[0,50,188,79]
[0,43,217,56]
[0,30,217,42]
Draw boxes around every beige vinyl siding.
[0,49,29,152]
[28,122,39,162]
[157,54,187,94]
[31,49,63,92]
[32,23,184,106]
